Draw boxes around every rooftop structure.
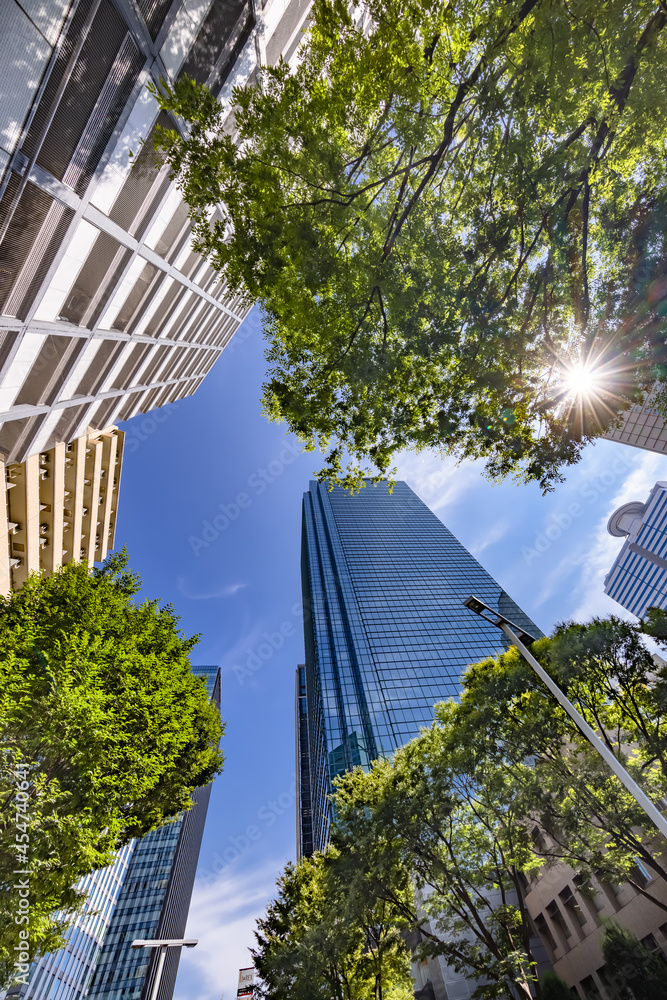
[604,481,667,617]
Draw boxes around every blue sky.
[114,306,667,1000]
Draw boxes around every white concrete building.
[0,0,311,464]
[604,481,667,618]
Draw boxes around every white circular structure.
[607,500,646,537]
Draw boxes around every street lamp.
[462,594,667,839]
[131,938,198,1000]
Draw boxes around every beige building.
[603,385,667,456]
[524,837,667,998]
[0,424,123,594]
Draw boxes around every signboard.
[237,967,254,999]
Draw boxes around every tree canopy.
[455,613,667,905]
[601,922,665,1000]
[252,853,414,1000]
[254,610,667,1000]
[0,553,224,986]
[154,0,667,491]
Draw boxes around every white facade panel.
[32,220,100,322]
[132,276,175,336]
[97,256,146,329]
[0,331,43,410]
[143,187,182,250]
[0,2,52,158]
[160,0,215,79]
[88,85,160,215]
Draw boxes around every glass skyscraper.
[297,480,540,858]
[86,665,221,1000]
[5,846,134,1000]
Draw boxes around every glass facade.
[6,847,134,1000]
[299,480,541,855]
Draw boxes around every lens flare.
[561,363,603,397]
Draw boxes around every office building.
[523,835,667,999]
[5,666,220,1000]
[5,846,135,1000]
[0,0,311,464]
[602,384,667,456]
[604,481,667,617]
[0,423,123,594]
[86,665,221,1000]
[296,480,544,1000]
[297,479,540,855]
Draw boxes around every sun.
[561,363,604,398]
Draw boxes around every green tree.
[601,922,665,999]
[455,616,667,909]
[0,553,224,986]
[152,0,667,492]
[540,972,574,1000]
[331,718,548,1000]
[252,853,413,1000]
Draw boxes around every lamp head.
[463,595,539,646]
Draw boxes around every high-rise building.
[604,481,667,617]
[0,0,311,464]
[85,665,221,1000]
[5,666,221,1000]
[5,845,135,1000]
[296,481,544,1000]
[602,384,667,456]
[0,424,123,593]
[297,479,540,858]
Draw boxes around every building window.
[546,900,572,948]
[534,913,557,960]
[629,857,651,888]
[559,886,587,932]
[579,973,603,999]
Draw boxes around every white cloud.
[394,449,485,512]
[175,859,283,1000]
[177,577,249,600]
[468,518,510,557]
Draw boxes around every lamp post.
[462,594,667,839]
[130,938,198,1000]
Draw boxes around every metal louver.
[0,182,74,317]
[36,0,129,183]
[136,0,176,40]
[62,32,143,195]
[58,229,130,327]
